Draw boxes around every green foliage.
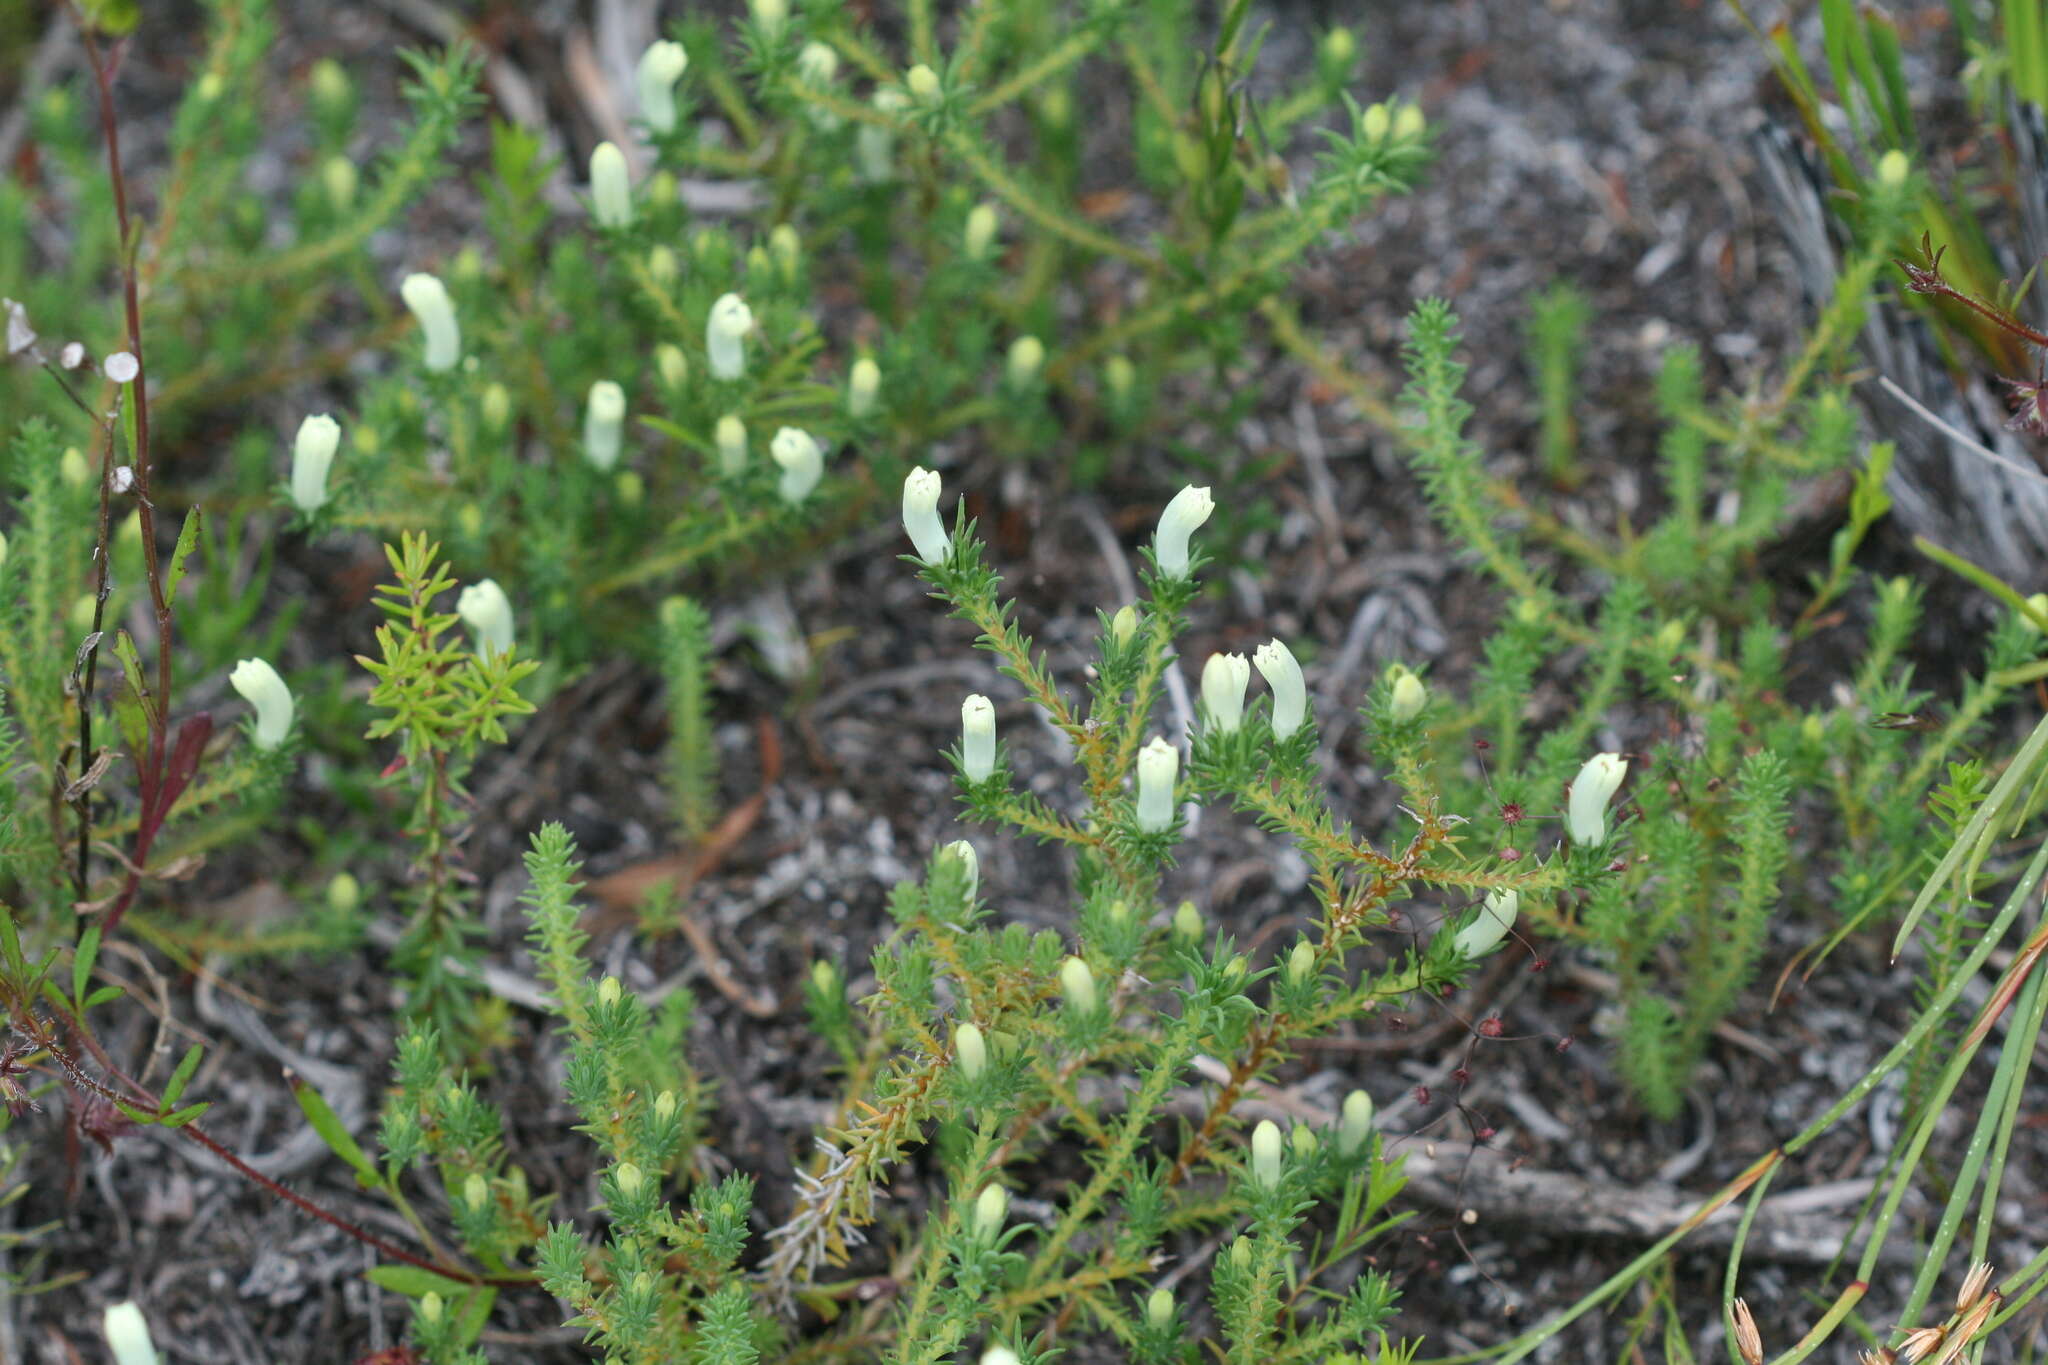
[1524,280,1591,487]
[660,595,718,840]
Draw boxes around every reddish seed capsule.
[1451,1067,1470,1085]
[1499,846,1522,862]
[1413,1085,1431,1105]
[1528,956,1549,972]
[1473,738,1492,752]
[1556,1034,1575,1053]
[1499,802,1524,825]
[1475,1126,1496,1141]
[1478,1016,1503,1038]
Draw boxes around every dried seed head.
[1955,1260,1995,1316]
[1897,1327,1947,1364]
[1730,1299,1763,1365]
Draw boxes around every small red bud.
[1478,1016,1504,1038]
[1555,1034,1575,1053]
[1413,1084,1431,1105]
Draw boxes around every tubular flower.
[400,273,460,372]
[457,579,515,657]
[715,414,747,474]
[1454,888,1519,959]
[229,659,294,749]
[1253,639,1307,737]
[1566,752,1629,846]
[1250,1119,1283,1188]
[706,293,753,381]
[1153,485,1214,578]
[960,694,996,780]
[770,427,823,503]
[637,41,688,132]
[589,141,631,227]
[289,413,340,514]
[583,380,626,470]
[902,467,949,564]
[1135,736,1179,832]
[1201,652,1249,733]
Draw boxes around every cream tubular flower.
[960,694,996,781]
[770,426,823,503]
[636,41,688,132]
[706,293,753,381]
[229,659,294,749]
[1135,735,1179,832]
[1201,652,1249,733]
[1566,752,1629,845]
[457,578,515,657]
[400,272,460,372]
[1153,485,1214,578]
[901,467,948,563]
[583,380,626,470]
[589,142,632,228]
[289,413,340,514]
[1253,639,1307,737]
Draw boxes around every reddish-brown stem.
[1911,273,2048,352]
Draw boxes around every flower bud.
[399,272,460,372]
[751,0,787,35]
[965,203,999,261]
[1104,354,1136,405]
[230,659,294,749]
[654,1090,678,1122]
[1108,605,1138,647]
[1253,639,1307,737]
[615,470,644,507]
[1388,666,1426,723]
[960,694,996,781]
[104,1302,157,1365]
[715,414,747,474]
[647,245,679,284]
[906,63,941,102]
[310,58,351,112]
[811,959,838,995]
[1285,940,1314,985]
[972,1182,1008,1242]
[420,1292,443,1324]
[648,346,686,394]
[322,155,357,210]
[637,40,689,132]
[848,356,881,417]
[1135,735,1178,833]
[589,142,631,227]
[457,579,515,657]
[954,1020,987,1080]
[59,446,90,488]
[289,413,340,514]
[582,380,627,471]
[1250,1118,1283,1188]
[1362,101,1390,140]
[1006,335,1044,391]
[481,382,512,431]
[797,41,839,85]
[1320,27,1357,79]
[1060,955,1097,1014]
[1338,1089,1374,1156]
[1290,1122,1318,1162]
[614,1162,643,1197]
[465,1172,489,1208]
[1145,1288,1174,1329]
[327,872,360,915]
[943,839,979,898]
[1455,888,1519,960]
[1201,652,1249,733]
[769,223,801,281]
[706,293,753,381]
[1566,753,1628,846]
[105,351,138,384]
[598,976,622,1007]
[1173,900,1202,940]
[902,467,949,563]
[1393,102,1425,139]
[1153,485,1214,578]
[1876,148,1909,187]
[983,1350,1020,1365]
[770,426,824,503]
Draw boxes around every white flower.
[1454,888,1518,959]
[1059,955,1096,1014]
[797,41,839,85]
[706,293,753,381]
[1201,652,1249,733]
[590,141,632,228]
[104,1302,159,1365]
[902,467,948,563]
[104,351,139,384]
[715,414,747,474]
[1153,485,1213,578]
[1566,752,1629,846]
[1389,666,1426,723]
[289,413,340,514]
[583,380,626,470]
[1338,1089,1374,1156]
[400,273,460,372]
[1005,335,1044,392]
[229,659,294,749]
[848,357,880,417]
[1253,639,1307,737]
[981,1352,1021,1365]
[637,41,688,132]
[769,426,823,503]
[953,1021,986,1079]
[943,838,978,899]
[457,579,515,657]
[965,203,998,261]
[973,1183,1008,1242]
[751,0,787,35]
[1250,1118,1283,1188]
[1135,735,1178,832]
[960,694,996,781]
